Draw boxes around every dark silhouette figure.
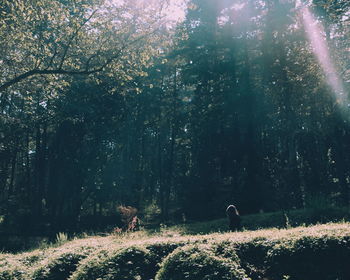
[226,204,241,231]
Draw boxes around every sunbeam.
[297,0,348,111]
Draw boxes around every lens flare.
[297,1,348,110]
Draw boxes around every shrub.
[55,232,69,246]
[70,246,157,280]
[143,200,161,224]
[155,244,248,280]
[235,238,278,280]
[266,235,350,280]
[69,249,108,280]
[117,206,140,232]
[20,253,43,267]
[146,241,186,266]
[211,241,241,261]
[0,269,27,280]
[0,259,27,280]
[31,252,86,280]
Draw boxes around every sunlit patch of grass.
[0,255,27,280]
[168,218,229,235]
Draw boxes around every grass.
[166,206,350,235]
[1,221,350,280]
[1,205,349,279]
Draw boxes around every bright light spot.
[106,0,124,6]
[109,0,186,23]
[231,3,245,11]
[299,3,348,110]
[218,14,229,25]
[163,0,186,22]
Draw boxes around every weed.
[55,232,69,246]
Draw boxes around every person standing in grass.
[226,204,241,231]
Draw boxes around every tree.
[0,0,161,96]
[0,0,170,233]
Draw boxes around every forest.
[0,0,349,243]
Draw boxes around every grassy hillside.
[1,222,350,280]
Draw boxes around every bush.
[20,253,45,267]
[0,269,27,280]
[155,244,248,280]
[211,241,241,261]
[117,206,138,231]
[69,249,108,280]
[235,237,278,280]
[142,200,161,224]
[266,235,350,280]
[70,246,157,280]
[31,252,86,280]
[146,241,186,265]
[0,259,27,280]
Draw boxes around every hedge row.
[1,223,349,280]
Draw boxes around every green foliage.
[172,207,350,235]
[305,194,335,210]
[142,200,162,223]
[1,0,350,238]
[146,242,186,265]
[235,238,275,279]
[70,246,157,280]
[0,0,162,92]
[2,223,350,280]
[266,235,350,280]
[0,253,26,279]
[240,211,290,230]
[211,241,241,262]
[155,244,248,280]
[0,265,27,280]
[20,254,43,267]
[31,252,86,280]
[241,208,350,230]
[0,251,46,280]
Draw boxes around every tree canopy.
[0,0,349,235]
